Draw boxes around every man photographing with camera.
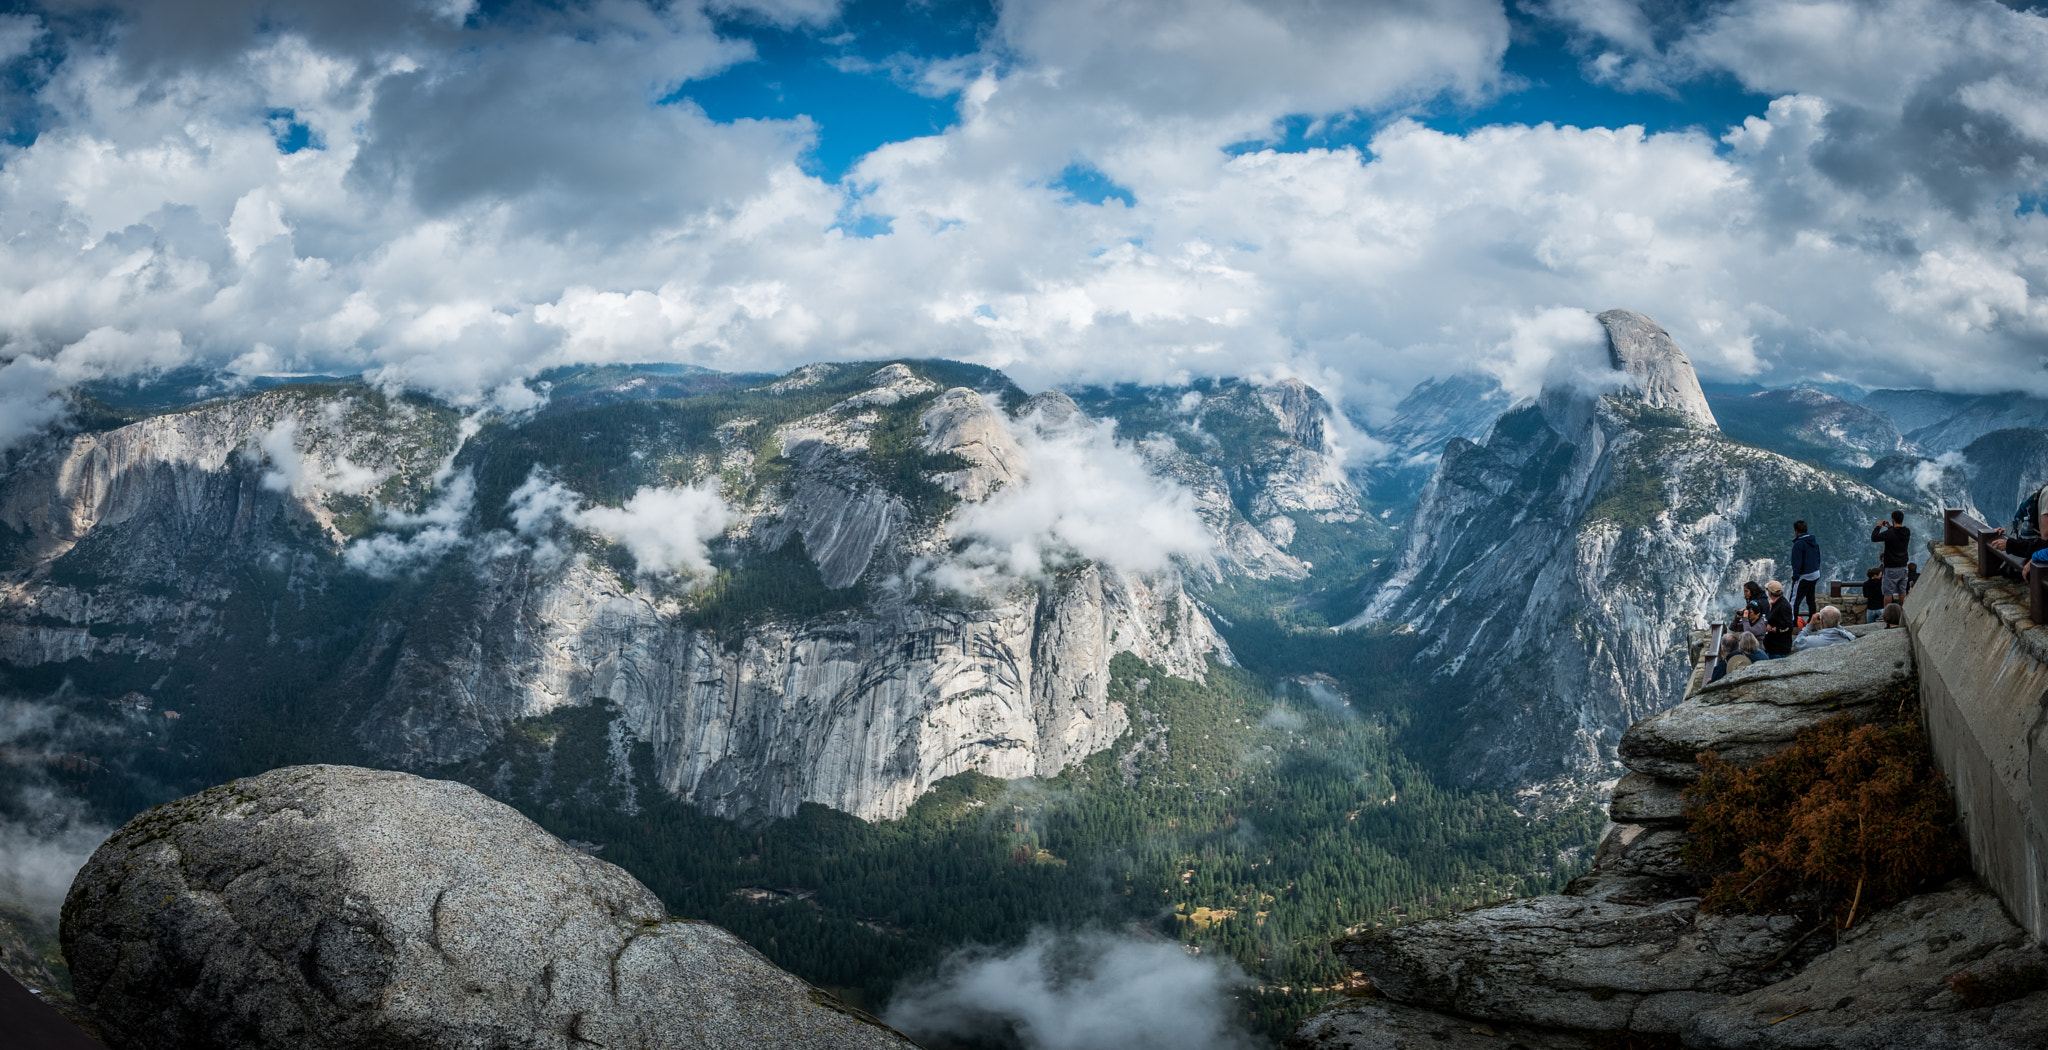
[1870,511,1912,613]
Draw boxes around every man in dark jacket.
[1762,580,1796,657]
[1871,511,1912,612]
[1788,520,1821,619]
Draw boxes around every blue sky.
[685,1,1774,181]
[0,0,2044,444]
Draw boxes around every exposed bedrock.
[1618,626,1913,781]
[61,765,918,1050]
[1282,997,1594,1050]
[1296,623,2048,1048]
[1335,896,1809,1034]
[1684,882,2048,1049]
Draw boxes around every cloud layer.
[882,929,1258,1050]
[0,0,2043,455]
[935,409,1213,589]
[508,473,732,578]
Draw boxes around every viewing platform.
[1908,526,2048,943]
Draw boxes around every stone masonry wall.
[1906,542,2048,942]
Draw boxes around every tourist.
[1708,631,1740,683]
[1883,603,1902,629]
[1788,520,1821,619]
[1989,527,2048,580]
[1762,580,1796,658]
[1794,606,1857,650]
[1859,567,1885,623]
[1731,631,1759,671]
[1739,581,1768,641]
[1906,561,1920,593]
[1871,511,1912,611]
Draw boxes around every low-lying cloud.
[255,416,382,496]
[882,929,1258,1050]
[342,470,478,577]
[0,699,117,929]
[933,411,1212,590]
[508,472,732,577]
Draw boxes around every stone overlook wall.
[1907,542,2048,943]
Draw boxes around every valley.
[2,317,2043,1043]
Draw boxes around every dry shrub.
[1681,715,1966,922]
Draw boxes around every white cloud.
[882,929,1258,1050]
[255,417,382,496]
[934,410,1212,589]
[342,470,477,577]
[507,471,733,578]
[0,700,115,931]
[573,484,732,577]
[0,0,2044,461]
[1481,307,1626,402]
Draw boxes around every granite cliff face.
[0,361,1385,823]
[1348,310,1895,790]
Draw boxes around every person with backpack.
[1990,480,2048,579]
[1871,511,1912,612]
[2011,483,2048,540]
[1788,520,1821,619]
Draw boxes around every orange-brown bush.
[1681,714,1966,923]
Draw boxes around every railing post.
[2034,569,2048,627]
[1945,507,1969,546]
[1980,535,1999,579]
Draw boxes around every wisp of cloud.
[883,929,1259,1050]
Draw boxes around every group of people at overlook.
[1705,511,1916,683]
[1708,483,2048,683]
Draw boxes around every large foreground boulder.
[61,765,918,1050]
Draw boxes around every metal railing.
[1944,507,2048,625]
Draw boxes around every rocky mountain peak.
[1256,378,1329,451]
[1596,309,1718,430]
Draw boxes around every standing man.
[1871,510,1912,612]
[1789,520,1821,620]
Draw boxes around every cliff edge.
[1290,619,2048,1049]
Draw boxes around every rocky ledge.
[61,765,918,1050]
[1288,624,2048,1050]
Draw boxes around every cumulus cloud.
[882,929,1258,1050]
[1480,307,1626,402]
[0,0,2044,461]
[342,469,477,577]
[255,416,382,496]
[933,411,1211,590]
[508,472,733,577]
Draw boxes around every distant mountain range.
[6,323,2045,1036]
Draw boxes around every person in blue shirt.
[1788,520,1822,620]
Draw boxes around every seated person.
[1859,566,1884,622]
[1883,603,1902,628]
[1708,631,1740,683]
[1727,631,1759,674]
[1989,528,2048,579]
[1794,605,1858,650]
